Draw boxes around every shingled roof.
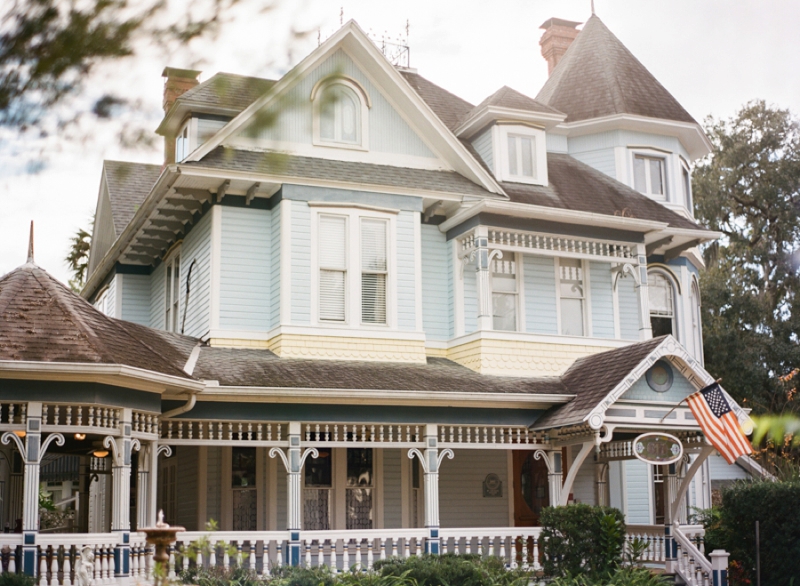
[190,147,492,197]
[503,154,705,230]
[0,262,193,380]
[466,86,563,119]
[104,161,162,236]
[177,72,276,113]
[193,347,567,394]
[536,15,696,124]
[532,336,667,429]
[400,71,476,132]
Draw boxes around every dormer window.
[633,154,666,200]
[495,124,547,185]
[175,122,190,162]
[312,77,370,150]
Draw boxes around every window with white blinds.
[559,257,585,336]
[319,215,347,321]
[361,219,387,324]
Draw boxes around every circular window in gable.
[646,360,674,392]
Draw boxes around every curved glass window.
[649,271,676,337]
[319,84,361,145]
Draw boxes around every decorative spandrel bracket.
[103,436,141,467]
[612,262,639,291]
[156,445,173,458]
[269,447,319,473]
[532,449,554,473]
[1,432,64,464]
[407,448,454,473]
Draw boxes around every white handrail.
[673,525,712,585]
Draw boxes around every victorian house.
[0,15,744,585]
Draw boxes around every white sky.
[2,0,799,287]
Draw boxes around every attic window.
[495,124,548,186]
[313,78,369,150]
[633,154,666,200]
[175,122,190,162]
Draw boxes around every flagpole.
[659,378,722,423]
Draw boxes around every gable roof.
[190,146,492,197]
[0,262,193,381]
[536,15,696,124]
[176,73,276,113]
[468,86,563,119]
[503,153,704,231]
[104,161,163,236]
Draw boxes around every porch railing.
[672,525,713,586]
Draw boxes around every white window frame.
[94,286,110,316]
[164,248,181,333]
[175,118,195,163]
[312,77,370,151]
[311,206,396,329]
[647,268,680,340]
[494,124,548,186]
[690,278,704,363]
[630,149,668,201]
[680,158,693,211]
[490,253,520,332]
[555,257,589,337]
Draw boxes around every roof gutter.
[161,392,198,418]
[439,199,669,234]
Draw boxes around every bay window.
[633,154,666,199]
[559,257,585,336]
[492,256,518,331]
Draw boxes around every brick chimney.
[539,18,581,75]
[162,67,201,113]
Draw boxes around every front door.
[513,451,549,526]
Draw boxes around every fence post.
[709,549,729,586]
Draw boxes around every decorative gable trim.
[582,335,740,431]
[186,20,506,196]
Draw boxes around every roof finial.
[26,221,34,264]
[340,6,343,26]
[591,0,596,14]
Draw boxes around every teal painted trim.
[281,184,423,212]
[120,273,151,326]
[622,365,697,402]
[396,211,417,330]
[446,213,645,243]
[115,264,151,275]
[589,262,615,338]
[618,274,639,341]
[0,381,161,410]
[164,401,545,426]
[290,200,311,324]
[420,224,452,340]
[523,255,557,334]
[219,206,272,330]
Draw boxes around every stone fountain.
[140,510,185,586]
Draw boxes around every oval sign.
[633,432,683,465]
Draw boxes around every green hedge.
[708,480,800,586]
[540,504,627,578]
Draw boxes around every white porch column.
[108,408,136,581]
[547,450,563,507]
[473,226,493,331]
[595,461,608,507]
[136,442,155,530]
[634,244,652,339]
[409,425,453,554]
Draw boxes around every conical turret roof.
[536,15,696,124]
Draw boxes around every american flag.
[687,383,752,464]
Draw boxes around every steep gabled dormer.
[455,86,565,187]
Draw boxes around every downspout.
[161,342,202,419]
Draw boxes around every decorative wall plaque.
[482,473,502,497]
[633,432,683,465]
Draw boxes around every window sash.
[319,85,361,145]
[319,215,347,322]
[507,135,537,179]
[361,219,387,325]
[633,155,666,197]
[559,259,585,336]
[491,258,517,331]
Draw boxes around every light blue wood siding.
[219,206,272,331]
[624,459,651,524]
[707,454,750,482]
[421,224,452,340]
[463,264,478,334]
[104,275,117,317]
[182,212,213,338]
[291,201,311,325]
[589,262,615,338]
[149,262,166,330]
[524,255,558,334]
[622,366,697,403]
[120,274,151,325]
[176,446,199,530]
[471,129,494,171]
[270,200,282,326]
[205,447,221,525]
[439,450,509,528]
[572,448,597,505]
[618,274,640,340]
[383,449,402,528]
[570,149,616,177]
[243,49,436,159]
[396,212,417,330]
[546,133,569,153]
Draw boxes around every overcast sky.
[2,0,799,287]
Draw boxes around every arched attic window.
[312,77,370,149]
[648,270,678,338]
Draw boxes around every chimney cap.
[161,67,202,80]
[539,18,582,30]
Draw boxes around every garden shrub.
[0,573,36,586]
[707,479,800,586]
[269,565,338,586]
[540,504,626,578]
[373,553,531,586]
[178,565,263,586]
[548,566,669,586]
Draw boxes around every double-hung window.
[492,257,518,331]
[559,258,585,336]
[507,135,537,180]
[649,271,676,338]
[633,154,666,199]
[317,211,390,326]
[496,125,547,186]
[164,253,180,332]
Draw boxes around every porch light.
[92,449,109,458]
[74,433,86,440]
[12,430,26,438]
